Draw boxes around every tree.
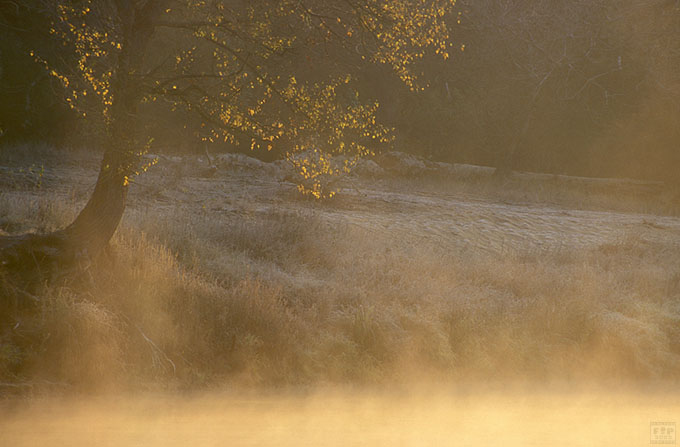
[0,0,456,286]
[594,0,680,182]
[447,0,630,175]
[388,0,679,179]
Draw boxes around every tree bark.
[0,128,131,288]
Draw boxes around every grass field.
[1,145,679,444]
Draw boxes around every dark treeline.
[1,0,679,182]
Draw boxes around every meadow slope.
[1,146,680,390]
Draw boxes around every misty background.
[1,0,679,183]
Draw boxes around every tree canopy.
[28,0,457,198]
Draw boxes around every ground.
[0,145,679,445]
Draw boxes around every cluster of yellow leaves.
[354,0,456,90]
[166,0,456,198]
[123,138,158,186]
[282,75,391,198]
[34,0,117,120]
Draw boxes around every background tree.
[383,0,679,179]
[416,0,634,174]
[594,0,680,183]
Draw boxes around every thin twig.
[136,326,177,375]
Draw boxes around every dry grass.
[1,195,679,393]
[1,149,680,393]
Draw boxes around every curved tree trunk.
[64,150,129,260]
[0,130,130,288]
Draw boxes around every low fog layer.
[2,389,678,446]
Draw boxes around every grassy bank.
[2,186,679,393]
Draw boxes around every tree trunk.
[0,130,131,288]
[64,134,130,259]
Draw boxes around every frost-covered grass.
[1,147,679,392]
[1,197,679,392]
